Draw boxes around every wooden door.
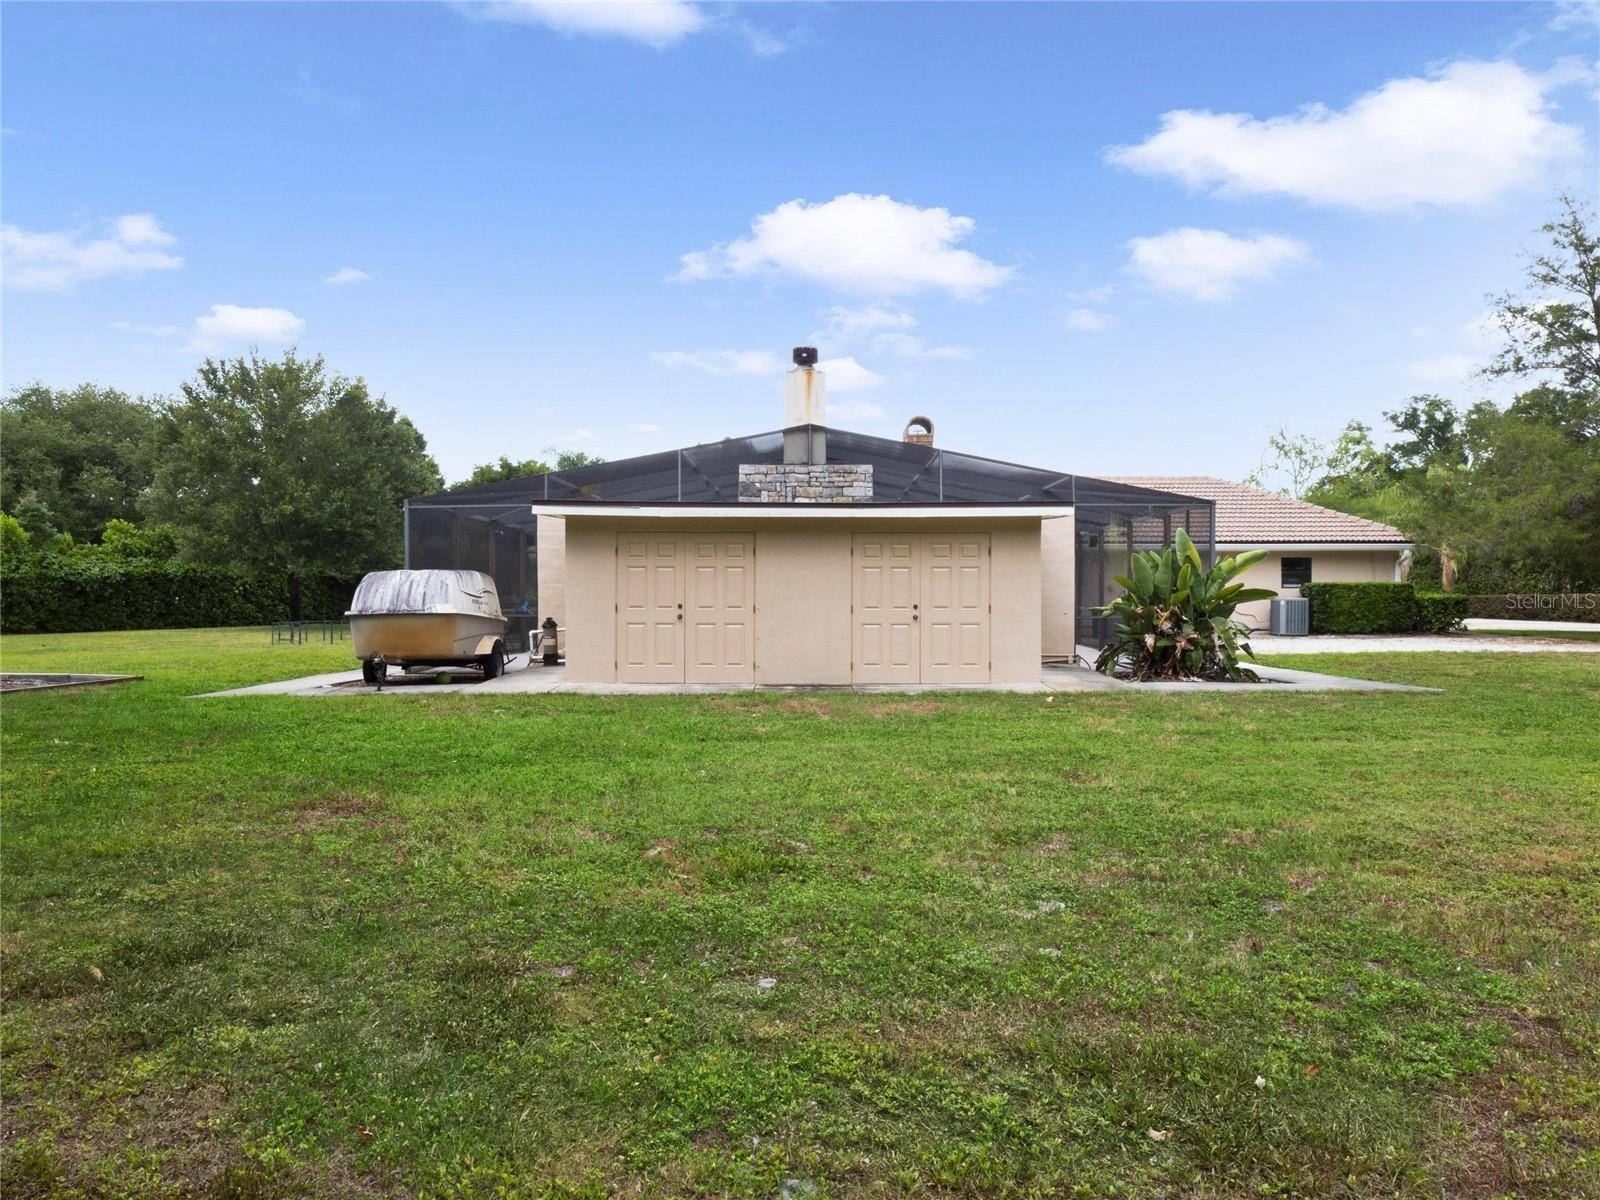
[920,534,989,684]
[685,535,755,683]
[852,535,920,685]
[616,535,683,682]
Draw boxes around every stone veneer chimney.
[738,347,874,503]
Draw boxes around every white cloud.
[651,348,785,376]
[189,304,305,352]
[1549,1,1599,32]
[112,319,182,338]
[1107,60,1585,210]
[323,266,371,286]
[556,428,596,444]
[1,212,182,291]
[1126,228,1308,301]
[814,304,971,360]
[676,193,1013,298]
[473,1,705,47]
[816,356,885,392]
[1407,353,1479,384]
[1065,308,1113,333]
[629,421,662,434]
[651,347,886,392]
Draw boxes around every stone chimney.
[903,415,934,446]
[738,347,873,503]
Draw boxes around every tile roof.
[1105,476,1409,545]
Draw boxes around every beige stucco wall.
[535,514,566,628]
[1233,548,1405,628]
[550,516,1049,685]
[753,529,853,686]
[1039,511,1076,660]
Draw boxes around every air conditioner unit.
[1269,597,1310,636]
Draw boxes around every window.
[1281,557,1312,588]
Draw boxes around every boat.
[346,569,508,684]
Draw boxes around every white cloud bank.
[473,1,705,47]
[1126,228,1308,301]
[1,213,183,291]
[677,194,1014,298]
[1107,60,1585,210]
[323,266,371,286]
[189,304,305,352]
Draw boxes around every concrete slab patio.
[202,656,1434,698]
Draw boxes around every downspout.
[402,497,411,568]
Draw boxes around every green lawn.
[1469,627,1600,642]
[2,630,1597,1199]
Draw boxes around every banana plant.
[1093,528,1277,681]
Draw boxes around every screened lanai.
[403,426,1213,649]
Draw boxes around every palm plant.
[1093,529,1277,682]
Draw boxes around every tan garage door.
[617,533,754,683]
[852,533,989,685]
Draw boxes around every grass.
[1466,627,1600,642]
[2,628,1597,1199]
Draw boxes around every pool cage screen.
[404,429,1215,653]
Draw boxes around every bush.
[0,560,361,634]
[1094,530,1276,681]
[1415,592,1468,633]
[1302,582,1417,634]
[1465,593,1600,624]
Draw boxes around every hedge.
[0,561,362,634]
[1464,593,1600,624]
[1302,582,1417,634]
[1414,592,1469,633]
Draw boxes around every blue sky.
[3,1,1597,485]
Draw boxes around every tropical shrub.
[1094,529,1276,682]
[1302,582,1417,634]
[1414,592,1469,633]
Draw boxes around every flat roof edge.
[530,503,1072,520]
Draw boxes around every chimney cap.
[903,415,934,446]
[792,346,818,367]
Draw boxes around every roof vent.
[903,415,934,446]
[792,345,818,367]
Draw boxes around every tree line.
[1,351,604,615]
[1243,196,1597,593]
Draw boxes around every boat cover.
[346,570,504,620]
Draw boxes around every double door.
[616,534,754,683]
[852,533,990,685]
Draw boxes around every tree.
[1484,194,1600,394]
[1242,427,1327,498]
[451,450,606,490]
[0,383,161,541]
[146,350,442,614]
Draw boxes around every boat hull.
[350,612,506,664]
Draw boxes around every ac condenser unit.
[1269,597,1310,637]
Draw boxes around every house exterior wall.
[553,516,1047,685]
[1233,548,1405,628]
[535,514,566,629]
[1039,511,1076,659]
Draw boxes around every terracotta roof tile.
[1104,476,1409,545]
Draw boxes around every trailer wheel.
[361,660,387,685]
[481,644,505,679]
